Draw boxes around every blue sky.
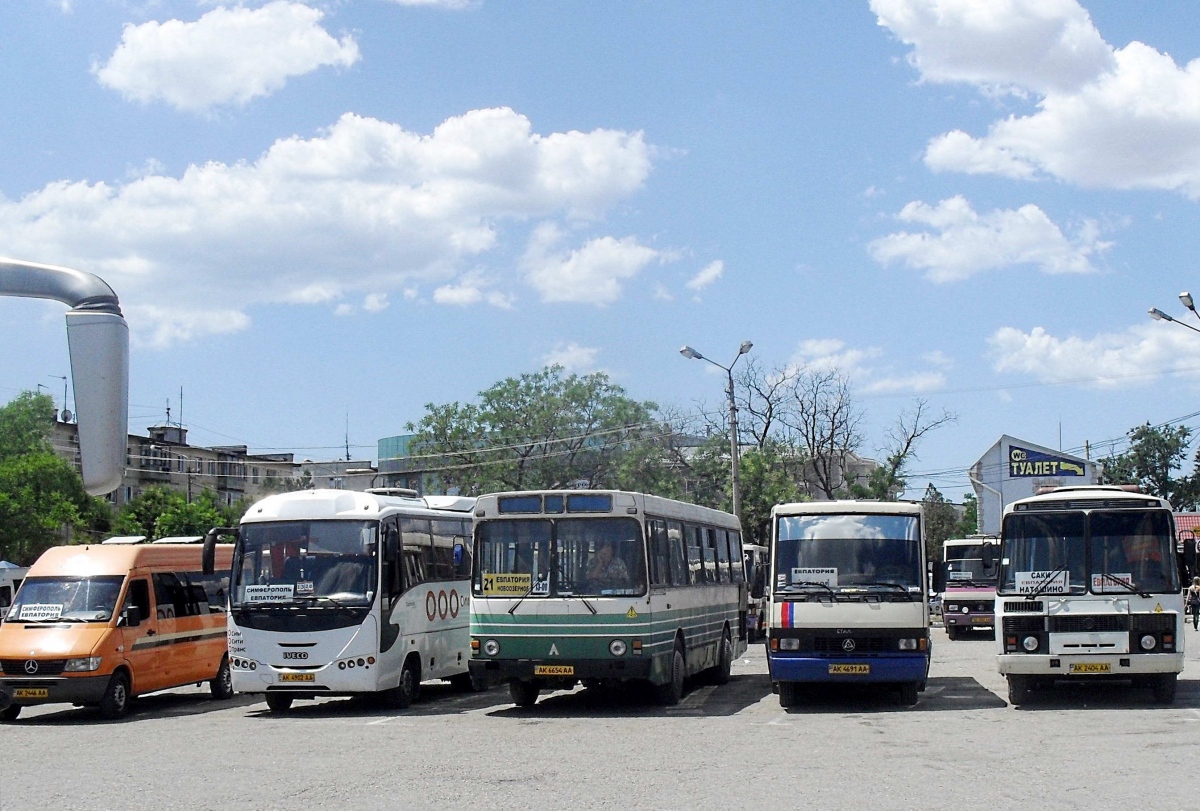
[4,0,1200,502]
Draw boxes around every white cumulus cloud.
[93,1,360,112]
[875,0,1200,197]
[542,342,600,373]
[868,195,1107,282]
[685,260,724,291]
[988,323,1200,386]
[789,338,946,395]
[0,108,651,347]
[522,223,658,305]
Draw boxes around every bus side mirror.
[982,545,997,571]
[931,562,947,593]
[120,605,142,628]
[750,567,766,600]
[202,526,239,575]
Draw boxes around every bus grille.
[1003,601,1044,613]
[1002,616,1044,635]
[1130,613,1175,632]
[812,637,891,654]
[1048,615,1127,633]
[1,659,66,676]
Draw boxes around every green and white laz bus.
[469,490,749,707]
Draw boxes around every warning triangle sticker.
[626,606,638,619]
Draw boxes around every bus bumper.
[470,657,653,684]
[0,674,111,706]
[997,652,1184,676]
[945,612,994,630]
[768,653,929,684]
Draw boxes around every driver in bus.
[586,540,630,591]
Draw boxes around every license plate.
[534,665,574,676]
[13,688,49,699]
[970,616,992,624]
[828,664,870,675]
[1069,662,1112,674]
[279,673,315,683]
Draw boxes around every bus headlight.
[483,639,501,656]
[609,640,627,656]
[898,638,917,651]
[946,604,958,612]
[1022,636,1039,652]
[961,606,970,614]
[1140,634,1157,651]
[64,657,102,672]
[778,638,800,651]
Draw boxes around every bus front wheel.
[1151,673,1177,704]
[709,631,733,686]
[510,680,540,707]
[99,670,131,720]
[1007,674,1030,707]
[384,658,421,709]
[778,682,798,709]
[897,681,919,706]
[210,656,234,700]
[653,642,686,706]
[265,693,294,713]
[1,704,20,722]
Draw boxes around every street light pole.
[1149,301,1200,335]
[680,340,753,520]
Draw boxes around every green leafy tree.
[738,444,805,545]
[1102,423,1195,507]
[112,486,188,538]
[154,490,229,538]
[0,391,108,564]
[921,484,959,562]
[408,366,670,495]
[955,493,979,537]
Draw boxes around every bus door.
[119,575,167,692]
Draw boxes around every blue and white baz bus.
[767,501,931,707]
[205,488,479,712]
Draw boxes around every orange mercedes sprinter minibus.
[0,537,234,720]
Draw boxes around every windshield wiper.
[1096,571,1152,599]
[1025,566,1069,601]
[777,581,838,597]
[507,584,538,615]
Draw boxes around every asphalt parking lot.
[4,626,1200,811]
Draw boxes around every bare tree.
[783,368,864,500]
[734,357,799,451]
[849,399,956,500]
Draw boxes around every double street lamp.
[679,340,753,519]
[1148,292,1200,335]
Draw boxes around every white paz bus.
[995,485,1185,706]
[203,488,479,712]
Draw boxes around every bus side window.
[124,578,152,624]
[0,585,9,608]
[713,529,730,584]
[382,518,402,599]
[451,520,472,580]
[728,532,745,583]
[684,524,703,585]
[648,519,670,587]
[432,520,462,580]
[401,518,433,590]
[666,521,687,586]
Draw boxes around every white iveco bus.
[996,485,1185,706]
[203,488,477,712]
[470,490,748,707]
[767,501,931,707]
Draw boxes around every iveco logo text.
[282,651,309,660]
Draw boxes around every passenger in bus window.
[586,540,630,591]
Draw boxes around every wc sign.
[1008,446,1086,478]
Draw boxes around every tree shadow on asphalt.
[780,676,1007,714]
[485,673,775,719]
[1008,676,1200,712]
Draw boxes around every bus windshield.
[774,514,922,591]
[476,517,646,597]
[945,545,997,584]
[1000,509,1178,596]
[232,521,378,608]
[5,575,125,623]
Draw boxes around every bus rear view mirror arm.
[202,527,240,575]
[0,258,129,495]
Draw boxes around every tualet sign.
[1008,446,1087,478]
